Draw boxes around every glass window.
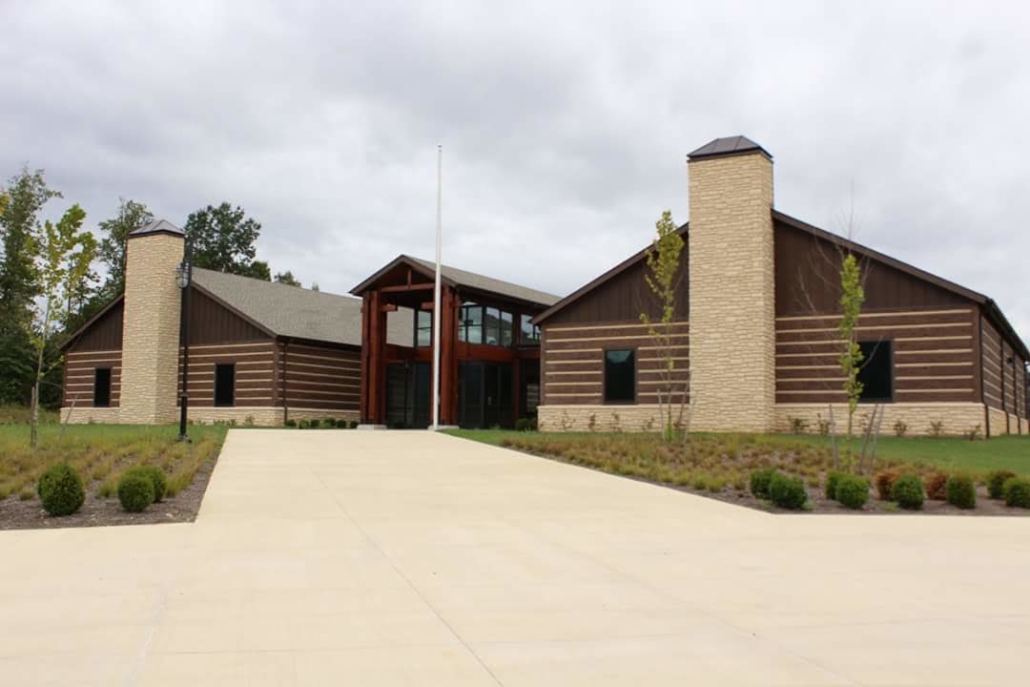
[520,314,540,345]
[214,363,236,407]
[416,310,432,347]
[604,350,635,403]
[485,307,501,345]
[858,341,893,402]
[93,368,111,407]
[500,311,514,347]
[460,303,483,344]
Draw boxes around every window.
[214,363,236,407]
[416,310,432,347]
[858,340,892,402]
[500,311,514,347]
[485,307,501,345]
[459,303,483,344]
[520,314,540,346]
[604,350,635,403]
[93,368,111,407]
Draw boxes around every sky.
[2,1,1029,339]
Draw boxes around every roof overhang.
[350,255,456,297]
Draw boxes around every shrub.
[285,418,297,428]
[964,424,983,441]
[789,417,809,435]
[515,417,537,432]
[824,471,846,500]
[125,465,167,503]
[890,474,925,510]
[298,419,310,429]
[874,471,899,501]
[893,419,908,437]
[926,473,949,500]
[987,470,1017,500]
[37,462,85,516]
[768,472,808,510]
[1003,477,1030,508]
[928,420,945,437]
[348,420,359,429]
[750,468,777,499]
[117,472,155,513]
[308,418,321,429]
[816,414,830,436]
[835,474,870,510]
[946,475,976,509]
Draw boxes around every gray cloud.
[2,1,1028,338]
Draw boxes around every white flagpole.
[431,144,443,430]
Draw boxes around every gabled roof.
[192,268,410,347]
[351,254,561,308]
[534,223,689,325]
[688,136,771,161]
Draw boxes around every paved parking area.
[2,429,1029,685]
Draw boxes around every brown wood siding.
[69,301,124,352]
[177,342,276,407]
[186,288,270,345]
[775,308,978,404]
[775,221,970,316]
[543,250,687,326]
[280,342,361,412]
[541,321,689,405]
[64,350,122,408]
[982,317,1004,411]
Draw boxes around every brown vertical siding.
[775,308,978,404]
[69,301,124,351]
[279,341,361,412]
[541,321,689,405]
[186,288,270,345]
[63,350,122,408]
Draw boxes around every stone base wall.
[539,404,675,433]
[186,407,284,427]
[60,406,123,425]
[286,408,360,424]
[775,403,988,438]
[987,407,1026,436]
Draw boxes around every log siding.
[279,341,361,414]
[64,349,122,408]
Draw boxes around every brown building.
[534,136,1029,437]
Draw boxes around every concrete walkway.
[2,430,1029,685]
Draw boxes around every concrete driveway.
[2,430,1029,685]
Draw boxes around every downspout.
[283,339,290,425]
[979,313,989,438]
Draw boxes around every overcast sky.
[2,2,1028,338]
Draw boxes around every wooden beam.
[380,283,434,293]
[379,303,398,313]
[420,301,434,311]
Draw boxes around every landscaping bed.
[447,430,1030,516]
[0,423,227,530]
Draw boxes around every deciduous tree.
[97,198,153,297]
[184,202,269,279]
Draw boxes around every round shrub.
[874,471,899,501]
[298,419,310,429]
[945,474,976,509]
[824,471,846,500]
[890,474,925,510]
[348,420,359,429]
[768,472,807,510]
[750,468,777,499]
[1002,477,1030,509]
[987,470,1017,500]
[308,418,321,429]
[125,465,167,503]
[117,472,155,513]
[835,474,870,510]
[285,418,297,428]
[37,462,85,516]
[926,472,949,501]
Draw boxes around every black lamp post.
[175,242,192,442]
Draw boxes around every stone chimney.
[687,136,776,432]
[119,219,185,424]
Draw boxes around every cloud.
[2,1,1029,338]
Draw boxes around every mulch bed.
[0,458,217,531]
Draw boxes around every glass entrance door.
[458,362,513,428]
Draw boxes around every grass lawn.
[445,429,1030,514]
[0,421,227,527]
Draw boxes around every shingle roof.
[192,268,411,347]
[402,256,561,306]
[688,135,771,161]
[129,218,184,236]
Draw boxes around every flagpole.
[431,144,443,430]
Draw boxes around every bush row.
[750,468,808,510]
[35,462,171,516]
[284,418,359,429]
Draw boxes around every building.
[61,220,410,426]
[533,136,1028,437]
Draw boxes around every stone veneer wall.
[186,407,284,427]
[60,406,122,425]
[688,151,776,432]
[119,232,184,424]
[539,404,675,433]
[775,403,988,437]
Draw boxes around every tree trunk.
[30,382,40,450]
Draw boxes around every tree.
[838,252,866,469]
[183,202,269,279]
[274,270,301,287]
[640,210,685,442]
[97,198,153,298]
[27,204,97,447]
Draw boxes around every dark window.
[214,364,235,407]
[520,314,540,346]
[416,310,432,347]
[858,341,892,402]
[459,303,483,344]
[93,368,111,407]
[604,350,635,403]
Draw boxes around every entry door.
[483,364,501,428]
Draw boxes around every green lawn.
[0,422,227,501]
[445,429,1030,479]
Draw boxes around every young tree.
[97,198,153,297]
[274,270,301,287]
[640,210,685,442]
[184,202,269,279]
[838,252,865,468]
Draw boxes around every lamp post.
[175,241,192,442]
